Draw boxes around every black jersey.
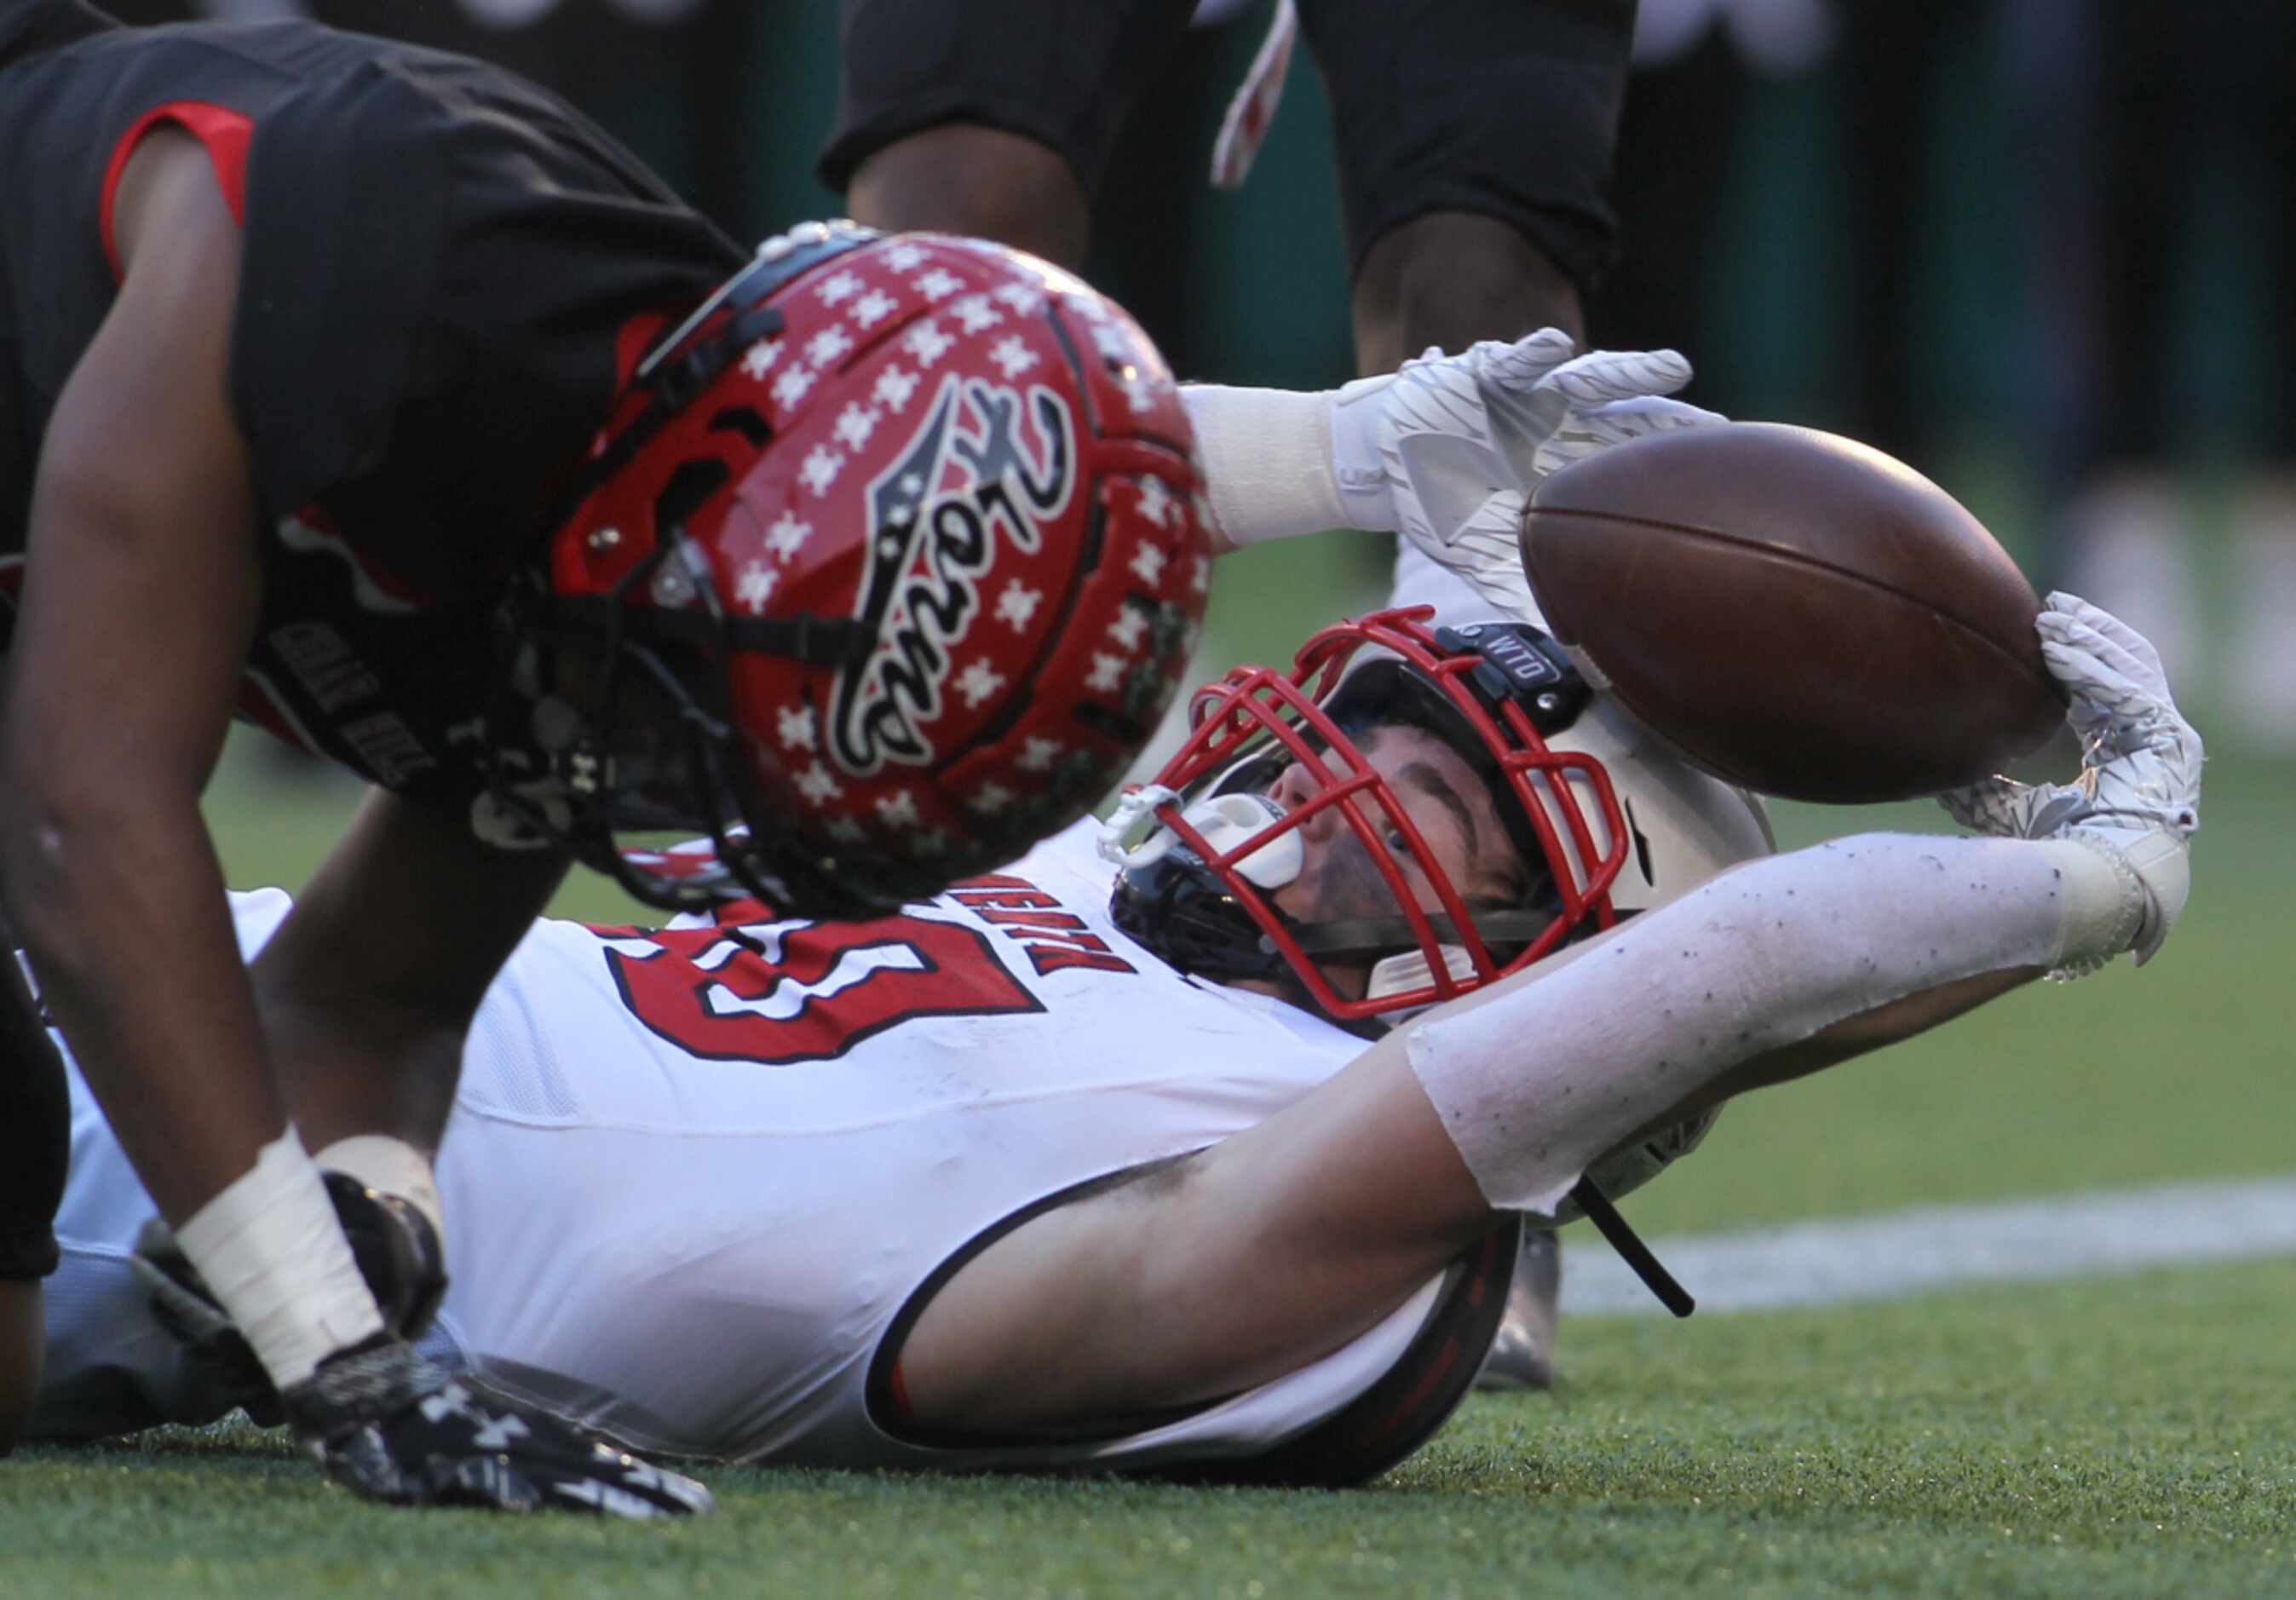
[0,0,108,67]
[0,11,744,817]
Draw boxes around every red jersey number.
[600,906,1042,1066]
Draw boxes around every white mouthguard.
[1104,790,1304,889]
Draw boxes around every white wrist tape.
[314,1133,446,1249]
[1405,832,2144,1217]
[175,1129,386,1388]
[1177,384,1350,545]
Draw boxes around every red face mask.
[1107,607,1629,1022]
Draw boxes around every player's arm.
[900,848,2078,1430]
[895,938,2037,1430]
[0,129,284,1226]
[1178,335,1718,593]
[253,787,568,1159]
[898,600,2198,1429]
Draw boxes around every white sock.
[174,1130,387,1389]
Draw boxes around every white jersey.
[38,820,1517,1481]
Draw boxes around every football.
[1517,422,2065,803]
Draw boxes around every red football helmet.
[504,222,1209,915]
[1106,607,1631,1022]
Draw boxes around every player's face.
[1263,722,1528,959]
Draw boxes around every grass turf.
[7,1261,2291,1598]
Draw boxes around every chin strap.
[1283,908,1560,961]
[1568,1179,1695,1318]
[1098,785,1184,863]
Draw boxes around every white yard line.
[1559,1175,2296,1316]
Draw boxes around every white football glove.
[1940,592,2201,967]
[1328,331,1726,616]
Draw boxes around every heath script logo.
[829,375,1075,776]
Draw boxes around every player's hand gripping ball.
[1517,422,2063,803]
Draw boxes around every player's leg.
[820,0,1199,269]
[1298,0,1635,374]
[1352,213,1589,377]
[846,125,1092,270]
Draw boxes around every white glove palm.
[1940,593,2202,966]
[1329,332,1725,616]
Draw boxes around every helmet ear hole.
[651,459,732,551]
[706,406,771,449]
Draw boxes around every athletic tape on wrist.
[174,1129,386,1390]
[2030,835,2149,976]
[314,1134,446,1247]
[1404,832,2148,1216]
[1177,384,1351,545]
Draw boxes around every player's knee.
[846,124,1091,269]
[1351,211,1585,375]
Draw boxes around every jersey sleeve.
[227,42,739,521]
[227,65,453,519]
[0,0,114,72]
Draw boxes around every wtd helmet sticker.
[830,374,1077,776]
